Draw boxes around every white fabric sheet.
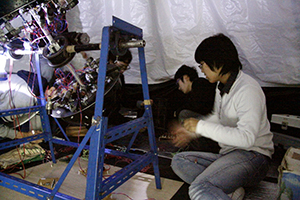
[6,0,300,86]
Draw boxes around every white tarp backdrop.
[6,0,300,86]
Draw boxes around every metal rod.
[29,9,60,53]
[66,43,101,53]
[119,40,146,48]
[64,39,145,54]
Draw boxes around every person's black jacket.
[176,78,216,117]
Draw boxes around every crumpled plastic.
[11,0,300,86]
[0,143,45,169]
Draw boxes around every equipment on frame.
[0,0,145,126]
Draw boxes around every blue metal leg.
[85,118,108,200]
[84,17,161,199]
[49,125,96,199]
[34,53,56,164]
[85,25,110,199]
[53,118,70,142]
[138,46,162,189]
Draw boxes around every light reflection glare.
[0,55,7,81]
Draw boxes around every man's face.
[177,76,192,94]
[199,62,221,83]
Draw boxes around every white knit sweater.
[196,71,274,158]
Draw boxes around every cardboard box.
[278,147,300,200]
[37,178,59,189]
[271,114,300,138]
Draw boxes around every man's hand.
[168,120,198,148]
[183,118,199,133]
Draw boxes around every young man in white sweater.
[170,33,274,200]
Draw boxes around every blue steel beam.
[33,53,56,164]
[84,24,110,200]
[0,172,79,199]
[49,125,96,198]
[138,42,162,190]
[85,117,107,200]
[104,116,149,144]
[0,132,47,150]
[0,106,42,116]
[100,152,156,197]
[85,16,161,199]
[112,16,143,38]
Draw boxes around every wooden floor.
[0,156,183,200]
[0,134,285,200]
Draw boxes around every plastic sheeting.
[6,0,300,86]
[65,0,300,86]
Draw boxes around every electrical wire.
[3,49,45,179]
[111,192,133,200]
[6,69,27,179]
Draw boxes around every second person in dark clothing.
[174,65,217,122]
[172,65,220,153]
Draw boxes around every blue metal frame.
[0,16,161,199]
[0,54,56,155]
[0,53,59,199]
[85,16,161,199]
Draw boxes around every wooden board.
[0,157,183,200]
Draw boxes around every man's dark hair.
[194,33,242,75]
[174,65,198,81]
[108,49,133,64]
